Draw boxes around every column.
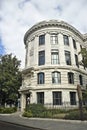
[45,33,51,65]
[58,33,66,65]
[20,93,26,111]
[34,36,38,67]
[69,37,76,66]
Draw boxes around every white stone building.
[19,20,87,111]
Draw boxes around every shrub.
[65,110,87,120]
[0,107,17,114]
[26,104,46,117]
[41,111,53,118]
[22,110,33,117]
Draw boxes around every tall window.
[63,35,69,45]
[39,34,45,45]
[37,72,44,84]
[50,34,58,44]
[52,71,61,84]
[73,39,77,49]
[79,75,83,85]
[38,50,45,65]
[65,51,71,65]
[70,92,76,105]
[37,92,44,104]
[75,54,79,67]
[51,49,59,64]
[53,91,62,105]
[68,72,74,84]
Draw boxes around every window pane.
[70,92,76,105]
[39,51,45,65]
[37,92,44,104]
[73,39,77,49]
[65,51,71,65]
[63,35,69,45]
[51,50,59,64]
[79,75,83,85]
[38,72,44,84]
[39,35,45,45]
[68,72,74,84]
[52,72,61,84]
[51,34,58,44]
[53,92,62,105]
[75,54,79,67]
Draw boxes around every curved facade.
[19,20,87,111]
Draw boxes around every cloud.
[0,0,87,67]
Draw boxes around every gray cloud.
[0,0,87,67]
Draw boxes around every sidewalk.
[0,111,87,130]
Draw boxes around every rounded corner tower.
[19,20,87,111]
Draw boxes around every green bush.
[65,110,87,120]
[22,110,33,117]
[0,107,17,114]
[26,104,46,117]
[40,111,53,118]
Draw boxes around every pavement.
[0,111,87,130]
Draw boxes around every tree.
[79,48,87,101]
[0,54,22,106]
[79,48,87,68]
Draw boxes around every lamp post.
[77,84,84,120]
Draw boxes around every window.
[65,51,71,65]
[63,35,69,45]
[73,39,77,49]
[37,72,44,84]
[39,35,45,45]
[79,75,83,85]
[75,54,79,67]
[37,92,44,104]
[68,72,74,84]
[50,34,58,44]
[51,49,59,64]
[53,91,62,105]
[52,71,61,84]
[80,45,82,50]
[70,92,76,105]
[38,50,45,65]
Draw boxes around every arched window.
[68,72,74,84]
[52,71,61,84]
[37,72,44,84]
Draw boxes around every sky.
[0,0,87,68]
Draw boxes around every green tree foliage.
[79,48,87,68]
[0,54,22,106]
[79,48,87,101]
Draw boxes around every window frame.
[51,49,59,64]
[50,34,58,44]
[39,34,45,45]
[38,50,45,65]
[75,54,79,67]
[73,39,77,49]
[70,92,76,105]
[63,35,69,46]
[37,92,44,104]
[37,72,44,84]
[52,71,61,84]
[65,51,71,65]
[53,91,62,105]
[68,72,74,84]
[79,75,83,85]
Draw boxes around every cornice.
[24,20,86,45]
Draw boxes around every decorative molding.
[24,20,85,44]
